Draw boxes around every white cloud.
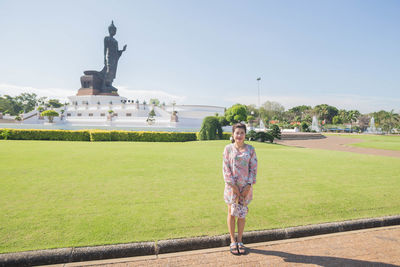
[225,93,400,113]
[0,83,186,105]
[0,83,75,103]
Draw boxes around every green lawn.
[325,134,400,151]
[1,140,400,253]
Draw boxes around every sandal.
[229,242,239,255]
[237,242,246,254]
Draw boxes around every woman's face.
[233,128,246,144]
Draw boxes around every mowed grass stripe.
[0,140,399,253]
[326,134,400,151]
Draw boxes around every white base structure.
[19,95,225,130]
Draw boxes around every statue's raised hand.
[123,44,127,51]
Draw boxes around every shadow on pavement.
[248,248,399,267]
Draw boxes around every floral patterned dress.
[223,143,258,206]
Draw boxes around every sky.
[0,0,399,113]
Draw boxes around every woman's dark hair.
[231,123,247,143]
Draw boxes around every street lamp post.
[257,77,261,128]
[257,77,261,107]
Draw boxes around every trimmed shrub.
[246,130,257,141]
[199,116,223,140]
[269,124,282,140]
[0,129,197,142]
[90,131,197,142]
[246,130,274,143]
[222,132,231,140]
[0,129,90,141]
[90,130,112,141]
[41,110,59,123]
[301,122,310,132]
[255,131,274,143]
[218,116,229,127]
[0,129,11,140]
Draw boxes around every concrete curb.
[1,215,399,266]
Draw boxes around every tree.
[381,109,400,133]
[246,130,274,143]
[313,104,338,124]
[247,115,255,125]
[147,109,156,124]
[0,93,41,115]
[348,110,361,125]
[301,121,310,132]
[16,93,39,113]
[245,104,259,118]
[218,116,229,126]
[148,109,156,117]
[269,124,281,140]
[287,105,312,121]
[332,115,342,125]
[224,104,247,125]
[338,109,349,123]
[41,110,59,123]
[259,101,285,122]
[199,116,223,140]
[47,99,63,108]
[358,114,370,132]
[149,98,160,106]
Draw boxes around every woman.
[223,123,257,255]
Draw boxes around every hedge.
[0,128,197,142]
[0,129,90,141]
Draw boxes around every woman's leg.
[227,205,236,243]
[237,218,245,243]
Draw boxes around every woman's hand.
[241,184,251,198]
[230,184,240,197]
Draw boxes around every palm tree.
[348,110,361,130]
[382,110,400,133]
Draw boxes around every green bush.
[0,129,90,141]
[90,130,112,141]
[246,130,257,141]
[90,130,197,142]
[199,116,223,140]
[221,132,231,140]
[224,104,247,125]
[41,110,59,123]
[269,124,281,140]
[0,129,10,140]
[256,131,274,143]
[0,129,197,142]
[218,116,229,127]
[246,130,274,143]
[301,122,310,132]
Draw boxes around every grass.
[325,133,400,151]
[1,140,400,253]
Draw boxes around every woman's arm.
[223,146,235,185]
[223,146,240,196]
[248,147,258,185]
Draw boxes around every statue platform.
[77,70,119,96]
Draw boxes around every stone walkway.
[60,225,400,266]
[276,135,400,158]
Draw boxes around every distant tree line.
[216,101,400,134]
[0,93,63,116]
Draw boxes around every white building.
[19,95,225,130]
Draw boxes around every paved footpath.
[58,225,400,267]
